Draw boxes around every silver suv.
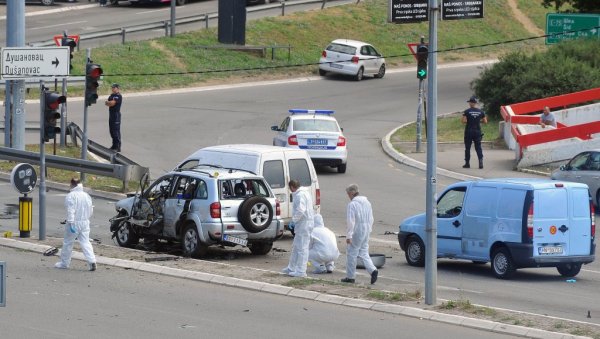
[110,165,283,257]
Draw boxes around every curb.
[0,237,588,339]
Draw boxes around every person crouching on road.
[341,184,378,284]
[55,178,97,271]
[282,179,314,278]
[308,214,340,274]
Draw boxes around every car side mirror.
[559,165,566,171]
[340,127,344,132]
[271,126,279,131]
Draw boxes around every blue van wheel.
[557,263,582,277]
[405,236,425,267]
[491,248,516,279]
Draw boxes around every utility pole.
[4,1,26,150]
[424,0,439,306]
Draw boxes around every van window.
[179,160,198,170]
[572,188,590,217]
[437,187,466,218]
[263,160,285,189]
[537,189,567,218]
[497,188,526,219]
[289,159,312,187]
[465,186,496,217]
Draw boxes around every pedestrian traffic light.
[416,43,428,80]
[85,63,103,106]
[43,92,65,142]
[61,37,77,71]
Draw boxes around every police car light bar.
[289,109,334,115]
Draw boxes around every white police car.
[271,109,348,173]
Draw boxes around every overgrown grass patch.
[366,289,421,302]
[391,114,502,143]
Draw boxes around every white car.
[271,109,348,173]
[318,39,386,81]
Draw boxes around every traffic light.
[43,92,66,142]
[61,37,77,71]
[416,43,428,80]
[85,63,103,106]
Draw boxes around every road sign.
[1,47,70,80]
[442,0,484,20]
[389,0,428,24]
[546,13,600,45]
[53,34,80,47]
[407,42,429,60]
[10,163,37,194]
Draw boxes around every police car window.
[263,160,285,189]
[289,159,311,187]
[280,117,290,131]
[293,120,339,132]
[437,187,466,218]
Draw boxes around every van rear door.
[532,186,591,258]
[262,159,289,221]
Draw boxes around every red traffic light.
[44,92,66,110]
[86,64,103,79]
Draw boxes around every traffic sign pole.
[39,81,47,241]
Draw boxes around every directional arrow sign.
[418,69,427,78]
[1,47,70,80]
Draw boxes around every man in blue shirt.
[539,106,557,128]
[461,96,487,169]
[105,83,123,152]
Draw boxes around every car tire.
[249,242,273,255]
[374,64,386,78]
[115,221,139,248]
[182,224,208,258]
[405,236,425,267]
[41,0,54,5]
[354,67,364,81]
[176,0,186,5]
[491,247,516,279]
[337,163,347,173]
[319,69,327,76]
[557,263,582,277]
[238,196,273,233]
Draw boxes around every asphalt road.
[0,246,515,339]
[7,65,600,326]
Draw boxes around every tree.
[542,0,600,12]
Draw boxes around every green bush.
[470,39,600,118]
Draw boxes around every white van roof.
[187,144,308,158]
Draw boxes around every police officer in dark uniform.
[461,96,487,169]
[105,84,122,152]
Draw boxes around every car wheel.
[374,64,386,78]
[41,0,54,5]
[238,196,273,233]
[181,224,208,258]
[115,221,139,248]
[249,242,273,255]
[405,236,425,267]
[319,69,326,76]
[491,247,516,279]
[176,0,186,5]
[354,67,364,81]
[337,163,347,173]
[557,263,582,277]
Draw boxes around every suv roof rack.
[289,109,334,115]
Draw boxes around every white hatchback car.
[318,39,386,81]
[271,109,348,173]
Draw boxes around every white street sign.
[1,47,70,80]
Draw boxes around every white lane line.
[30,20,87,30]
[135,8,170,15]
[581,268,600,274]
[0,4,98,20]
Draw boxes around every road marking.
[438,285,484,294]
[135,8,169,15]
[581,268,600,274]
[0,4,97,20]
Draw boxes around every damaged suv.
[110,166,283,257]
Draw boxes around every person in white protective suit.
[282,179,314,277]
[341,183,378,284]
[308,214,339,274]
[55,178,97,271]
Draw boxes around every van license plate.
[308,139,327,145]
[223,234,248,246]
[538,246,563,255]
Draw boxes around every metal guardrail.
[0,122,149,192]
[28,0,356,47]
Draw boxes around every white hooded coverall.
[284,186,314,277]
[309,214,339,273]
[57,184,96,268]
[345,195,376,279]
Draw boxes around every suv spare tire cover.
[238,196,273,233]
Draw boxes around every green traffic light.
[418,69,427,77]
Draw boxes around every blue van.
[398,178,595,279]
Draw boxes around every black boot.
[479,159,483,169]
[462,162,470,168]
